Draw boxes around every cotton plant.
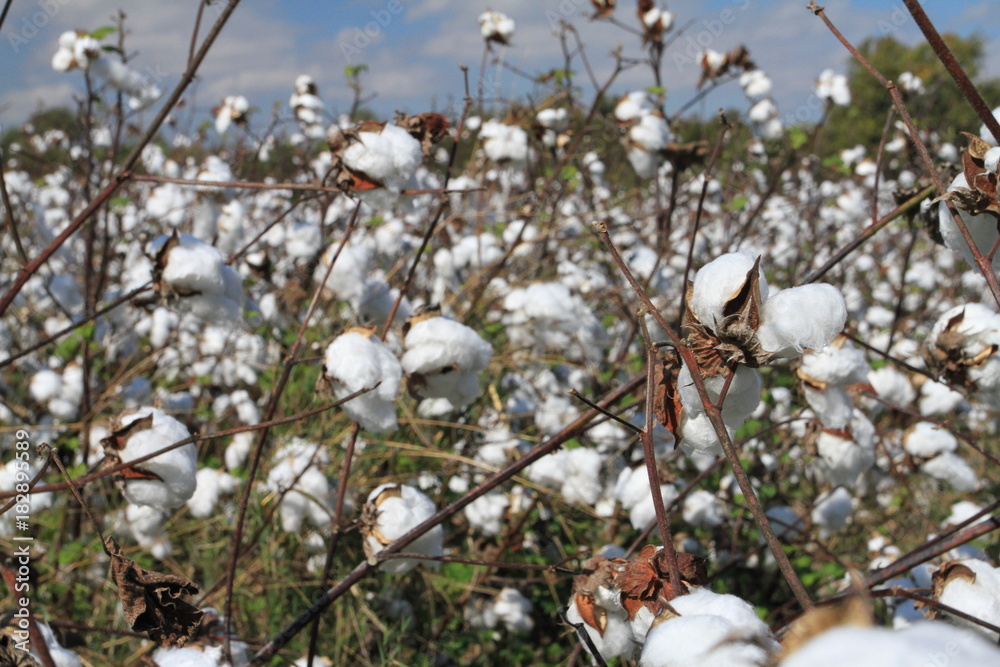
[464,588,534,634]
[361,484,443,574]
[668,251,846,460]
[400,313,492,412]
[321,328,402,433]
[525,445,605,506]
[925,303,1000,402]
[478,10,515,45]
[149,233,244,325]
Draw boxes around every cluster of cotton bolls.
[741,69,784,139]
[289,74,326,141]
[500,282,608,366]
[52,30,161,110]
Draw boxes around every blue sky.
[2,0,999,134]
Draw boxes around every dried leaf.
[396,111,450,155]
[962,131,993,161]
[651,348,684,439]
[614,545,692,620]
[590,0,615,19]
[105,537,203,648]
[574,592,608,637]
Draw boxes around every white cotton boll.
[628,482,678,531]
[125,503,172,559]
[153,643,249,667]
[285,221,322,260]
[225,431,253,470]
[816,69,851,106]
[903,421,957,458]
[464,491,509,536]
[756,285,847,359]
[690,252,769,328]
[187,468,239,518]
[702,49,726,76]
[30,369,63,403]
[670,588,774,646]
[639,614,770,667]
[945,500,986,527]
[480,120,531,164]
[782,622,1000,666]
[364,484,443,574]
[683,489,725,528]
[32,621,82,667]
[748,98,777,124]
[401,317,492,408]
[561,447,605,506]
[867,365,915,407]
[804,386,854,430]
[799,340,868,387]
[811,487,853,538]
[740,70,772,98]
[938,174,1000,271]
[678,364,762,424]
[536,107,568,131]
[628,112,672,152]
[815,424,874,488]
[615,91,655,122]
[918,379,967,416]
[323,332,401,433]
[921,452,980,492]
[492,588,534,633]
[341,124,423,192]
[679,410,728,458]
[566,597,634,661]
[478,9,515,44]
[154,235,243,324]
[980,105,1000,145]
[937,559,1000,641]
[627,147,660,178]
[113,407,197,508]
[316,241,369,303]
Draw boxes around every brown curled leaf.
[105,537,204,648]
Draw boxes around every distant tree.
[819,34,1000,154]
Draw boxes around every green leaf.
[789,126,808,150]
[646,85,666,96]
[100,45,124,56]
[728,194,748,211]
[89,26,117,40]
[559,165,578,181]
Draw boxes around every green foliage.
[820,33,1000,153]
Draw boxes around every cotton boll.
[315,241,370,304]
[480,120,531,165]
[670,588,774,646]
[464,491,509,536]
[765,505,805,539]
[815,426,874,488]
[479,9,515,44]
[628,112,672,152]
[566,597,634,661]
[402,316,492,408]
[690,252,769,327]
[803,386,854,431]
[918,379,967,416]
[798,339,868,387]
[615,91,656,122]
[811,487,853,538]
[153,235,244,325]
[322,331,401,433]
[944,500,987,528]
[903,421,957,457]
[679,410,729,459]
[936,559,1000,641]
[920,452,980,492]
[125,503,172,559]
[492,588,534,633]
[341,124,423,194]
[106,407,197,508]
[682,489,725,528]
[780,622,1000,667]
[187,468,239,518]
[363,484,443,574]
[225,431,254,470]
[756,284,847,359]
[678,364,762,425]
[30,369,63,403]
[640,614,770,667]
[740,70,772,98]
[867,366,915,407]
[938,174,1000,271]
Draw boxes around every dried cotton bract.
[322,330,402,433]
[362,484,443,574]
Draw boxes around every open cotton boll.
[937,560,1000,640]
[187,468,239,518]
[153,644,249,667]
[492,588,534,633]
[402,316,492,408]
[811,487,853,538]
[341,124,423,191]
[678,364,762,424]
[779,622,1000,667]
[479,9,515,44]
[322,331,401,433]
[640,614,771,667]
[690,252,769,327]
[362,484,443,574]
[921,452,980,492]
[804,386,854,430]
[682,489,725,528]
[628,112,672,152]
[154,235,244,324]
[566,596,634,661]
[125,503,172,559]
[615,91,656,122]
[670,588,774,647]
[756,285,847,359]
[798,339,868,387]
[918,379,967,417]
[740,70,772,98]
[814,415,875,488]
[866,365,915,407]
[30,368,63,403]
[938,174,1000,271]
[903,421,957,458]
[464,491,510,536]
[480,120,531,165]
[105,407,197,508]
[679,410,731,459]
[315,241,370,304]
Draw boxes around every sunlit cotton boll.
[107,407,197,509]
[323,331,401,433]
[153,235,244,325]
[811,487,853,538]
[187,468,239,518]
[480,119,531,165]
[464,491,510,536]
[816,69,851,106]
[401,316,492,409]
[362,484,443,574]
[565,594,634,661]
[689,251,769,327]
[478,9,515,44]
[340,123,423,206]
[936,559,1000,641]
[755,285,847,359]
[491,588,534,633]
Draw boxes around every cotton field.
[1,2,999,666]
